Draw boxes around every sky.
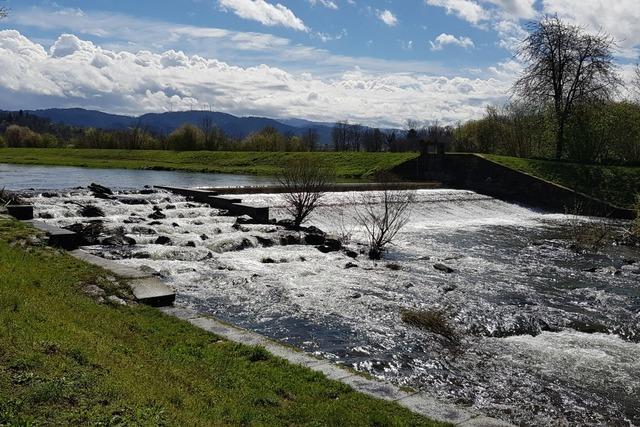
[0,0,638,127]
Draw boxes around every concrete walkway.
[160,306,512,427]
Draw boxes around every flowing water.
[9,176,640,426]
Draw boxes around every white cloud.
[430,33,475,51]
[218,0,308,31]
[542,0,640,58]
[307,0,338,10]
[377,10,398,27]
[482,0,536,20]
[425,0,489,25]
[0,30,512,127]
[425,0,536,24]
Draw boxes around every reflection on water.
[0,163,275,190]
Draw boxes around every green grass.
[482,154,640,209]
[0,148,418,180]
[0,218,444,426]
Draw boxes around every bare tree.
[331,121,349,151]
[633,63,640,101]
[278,158,335,228]
[513,16,620,160]
[301,128,319,151]
[353,185,415,259]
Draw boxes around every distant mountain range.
[25,108,338,145]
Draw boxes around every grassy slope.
[0,148,418,180]
[482,154,640,209]
[0,219,442,426]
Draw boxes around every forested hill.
[25,108,334,144]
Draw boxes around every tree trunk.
[556,121,564,160]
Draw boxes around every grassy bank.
[0,218,441,426]
[483,155,640,209]
[0,148,418,180]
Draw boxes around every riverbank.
[482,155,640,209]
[0,218,440,426]
[0,148,418,180]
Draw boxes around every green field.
[0,148,418,180]
[482,155,640,209]
[0,218,442,426]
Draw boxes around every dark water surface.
[0,163,275,190]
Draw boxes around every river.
[3,165,639,426]
[0,163,275,190]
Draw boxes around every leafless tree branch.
[353,185,415,260]
[277,158,335,228]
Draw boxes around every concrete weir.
[155,185,270,222]
[160,306,513,427]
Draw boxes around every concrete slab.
[312,362,355,381]
[129,277,176,307]
[8,205,34,220]
[261,341,329,368]
[158,306,200,320]
[459,416,514,427]
[188,317,268,346]
[396,393,476,425]
[69,249,152,279]
[26,220,79,250]
[341,375,411,401]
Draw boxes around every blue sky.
[0,0,638,126]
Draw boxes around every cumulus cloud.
[377,10,398,27]
[542,0,640,58]
[482,0,536,20]
[430,33,475,51]
[425,0,489,25]
[425,0,535,24]
[218,0,308,31]
[0,30,512,127]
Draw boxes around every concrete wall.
[393,153,635,219]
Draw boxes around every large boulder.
[304,233,326,246]
[148,210,166,220]
[155,236,172,245]
[279,233,302,246]
[102,234,136,246]
[324,235,342,251]
[88,183,113,199]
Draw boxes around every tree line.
[0,113,322,152]
[0,111,452,153]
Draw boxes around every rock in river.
[155,236,172,245]
[433,263,455,274]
